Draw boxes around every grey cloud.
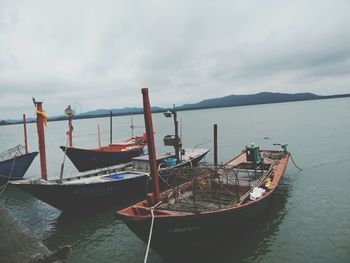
[1,0,350,119]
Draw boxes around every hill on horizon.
[1,91,349,125]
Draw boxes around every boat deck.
[160,188,240,212]
[157,156,274,213]
[63,171,146,184]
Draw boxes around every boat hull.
[60,146,144,172]
[13,174,149,212]
[119,192,272,257]
[116,150,290,258]
[0,152,38,183]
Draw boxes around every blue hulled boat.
[0,145,38,183]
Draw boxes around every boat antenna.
[142,88,160,204]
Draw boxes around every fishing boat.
[10,100,149,212]
[60,135,147,172]
[115,88,290,259]
[11,99,209,212]
[12,165,149,211]
[0,115,38,183]
[60,108,147,172]
[0,145,38,183]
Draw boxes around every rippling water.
[1,97,350,262]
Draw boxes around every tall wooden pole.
[98,124,101,148]
[173,104,181,163]
[36,102,47,180]
[110,111,112,145]
[23,114,28,154]
[64,105,73,147]
[214,124,218,167]
[68,116,73,147]
[142,88,160,203]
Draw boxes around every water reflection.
[0,185,61,239]
[44,205,162,263]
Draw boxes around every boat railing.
[0,145,25,162]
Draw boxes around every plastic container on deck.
[164,158,177,167]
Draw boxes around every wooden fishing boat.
[0,145,38,183]
[10,101,150,212]
[11,166,149,211]
[60,134,147,172]
[0,114,38,183]
[115,88,290,259]
[11,99,209,212]
[11,147,209,212]
[116,149,290,257]
[59,107,147,172]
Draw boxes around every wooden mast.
[110,111,112,145]
[214,124,218,167]
[23,114,28,154]
[35,100,48,180]
[64,105,73,147]
[142,88,160,204]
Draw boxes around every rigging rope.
[59,136,70,182]
[144,201,161,263]
[290,153,303,171]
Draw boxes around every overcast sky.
[1,0,349,119]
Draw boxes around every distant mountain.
[1,92,349,125]
[178,92,320,110]
[79,107,164,117]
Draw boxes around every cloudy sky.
[1,0,349,119]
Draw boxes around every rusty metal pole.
[23,114,28,154]
[142,88,160,204]
[214,124,218,167]
[36,102,48,180]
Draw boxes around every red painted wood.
[142,88,160,204]
[23,114,28,154]
[68,116,73,147]
[36,102,47,180]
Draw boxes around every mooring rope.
[194,140,211,149]
[144,201,161,263]
[59,136,70,182]
[290,153,303,171]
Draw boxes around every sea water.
[1,97,350,262]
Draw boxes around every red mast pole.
[64,105,73,147]
[68,116,73,147]
[142,88,160,204]
[36,102,48,180]
[23,114,28,154]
